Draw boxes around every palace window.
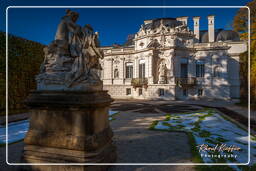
[139,60,146,78]
[180,58,188,78]
[139,88,143,96]
[183,88,187,96]
[198,89,203,96]
[213,66,221,77]
[125,62,133,78]
[159,88,165,96]
[196,60,205,77]
[126,88,131,95]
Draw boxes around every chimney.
[207,15,215,42]
[176,16,188,26]
[193,16,200,41]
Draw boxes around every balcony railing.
[175,77,197,87]
[131,78,148,88]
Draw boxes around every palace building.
[100,16,247,100]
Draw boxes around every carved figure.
[36,10,104,91]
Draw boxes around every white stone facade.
[100,16,247,100]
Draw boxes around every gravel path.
[108,111,195,171]
[0,107,195,171]
[0,142,24,171]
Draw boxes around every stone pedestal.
[20,90,116,171]
[158,76,167,84]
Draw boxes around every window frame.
[159,88,165,96]
[213,66,221,78]
[182,88,187,96]
[198,88,203,97]
[126,88,131,95]
[125,62,133,79]
[196,63,205,77]
[139,88,143,96]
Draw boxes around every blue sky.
[0,0,252,46]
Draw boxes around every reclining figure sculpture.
[37,9,103,90]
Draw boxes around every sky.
[0,0,252,46]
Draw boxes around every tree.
[233,0,256,106]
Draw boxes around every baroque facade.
[100,16,247,100]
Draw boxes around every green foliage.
[215,137,228,143]
[149,120,159,130]
[164,114,171,121]
[0,32,5,115]
[251,136,256,141]
[233,1,256,106]
[162,122,171,126]
[198,130,211,137]
[0,32,45,115]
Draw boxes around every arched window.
[213,66,221,77]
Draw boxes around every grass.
[215,137,229,143]
[251,136,256,141]
[192,121,201,132]
[186,131,204,163]
[164,114,171,121]
[198,130,211,137]
[188,130,237,171]
[186,132,234,171]
[149,108,254,171]
[109,111,119,121]
[162,122,171,127]
[149,120,159,130]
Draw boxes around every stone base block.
[20,90,116,171]
[20,144,116,171]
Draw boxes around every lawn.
[150,108,256,171]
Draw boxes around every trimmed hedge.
[0,32,45,115]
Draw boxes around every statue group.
[21,10,116,171]
[37,9,103,90]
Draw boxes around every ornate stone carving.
[158,59,167,84]
[114,68,119,78]
[147,39,161,48]
[37,9,104,91]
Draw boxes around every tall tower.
[193,16,200,41]
[208,15,215,42]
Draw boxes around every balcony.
[175,77,197,87]
[131,78,148,88]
